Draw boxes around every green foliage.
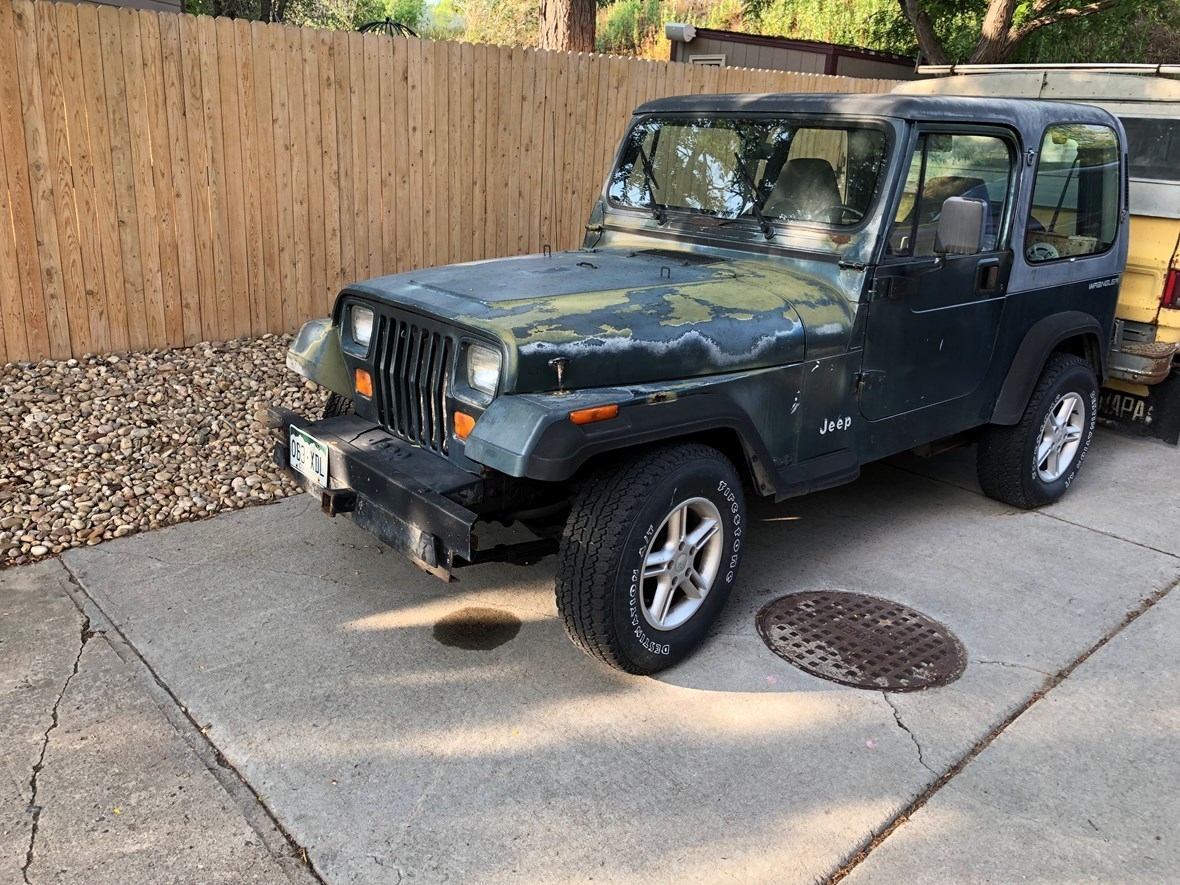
[1012,0,1180,64]
[594,0,748,56]
[418,0,466,40]
[187,0,1178,65]
[747,0,897,47]
[459,0,542,47]
[866,0,1180,64]
[597,0,661,54]
[187,0,425,30]
[864,2,982,59]
[594,0,913,57]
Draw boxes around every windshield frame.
[604,112,899,259]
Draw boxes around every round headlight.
[467,345,501,397]
[350,305,374,348]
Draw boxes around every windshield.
[608,116,889,250]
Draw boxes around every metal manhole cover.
[756,591,967,691]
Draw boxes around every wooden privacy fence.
[0,0,897,363]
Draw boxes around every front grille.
[374,314,456,454]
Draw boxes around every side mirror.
[934,197,986,256]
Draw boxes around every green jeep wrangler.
[272,94,1128,674]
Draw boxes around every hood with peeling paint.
[345,247,856,392]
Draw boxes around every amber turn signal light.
[354,368,373,398]
[569,404,619,426]
[454,411,476,440]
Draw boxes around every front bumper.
[269,410,482,580]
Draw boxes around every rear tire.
[556,444,745,675]
[977,353,1097,509]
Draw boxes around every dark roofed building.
[665,25,920,81]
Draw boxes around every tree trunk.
[970,0,1017,63]
[968,35,1015,64]
[897,0,952,64]
[539,0,595,53]
[901,0,1121,66]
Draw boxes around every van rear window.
[1122,117,1180,183]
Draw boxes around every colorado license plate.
[289,425,328,487]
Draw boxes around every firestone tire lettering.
[977,353,1098,510]
[555,444,745,675]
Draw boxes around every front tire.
[556,444,746,675]
[322,392,355,419]
[977,353,1098,509]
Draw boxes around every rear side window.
[1121,117,1180,183]
[1026,124,1120,264]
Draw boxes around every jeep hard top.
[895,66,1180,443]
[272,93,1128,674]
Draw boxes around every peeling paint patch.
[597,324,633,337]
[519,325,802,370]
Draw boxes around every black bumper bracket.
[321,488,357,516]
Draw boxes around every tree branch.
[1010,0,1122,44]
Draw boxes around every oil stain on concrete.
[432,607,522,650]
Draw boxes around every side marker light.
[355,369,373,398]
[454,411,476,440]
[569,404,620,426]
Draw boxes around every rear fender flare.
[990,312,1105,425]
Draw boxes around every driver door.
[859,130,1017,421]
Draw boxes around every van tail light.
[1164,268,1180,310]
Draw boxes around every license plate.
[289,425,329,487]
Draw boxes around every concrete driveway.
[12,430,1179,883]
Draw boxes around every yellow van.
[895,65,1180,443]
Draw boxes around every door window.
[889,133,1014,257]
[1026,123,1121,263]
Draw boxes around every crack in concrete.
[58,561,325,885]
[1033,510,1180,561]
[98,545,433,593]
[973,659,1053,677]
[74,545,354,589]
[78,544,270,572]
[397,753,450,848]
[22,616,95,884]
[366,856,404,884]
[882,461,1180,562]
[883,694,937,776]
[827,575,1180,884]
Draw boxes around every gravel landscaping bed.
[0,335,328,568]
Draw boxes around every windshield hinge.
[854,370,885,396]
[869,275,895,301]
[838,260,869,271]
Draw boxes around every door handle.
[975,258,1002,294]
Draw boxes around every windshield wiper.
[733,153,774,239]
[636,145,667,224]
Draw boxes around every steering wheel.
[821,204,864,224]
[1026,241,1059,262]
